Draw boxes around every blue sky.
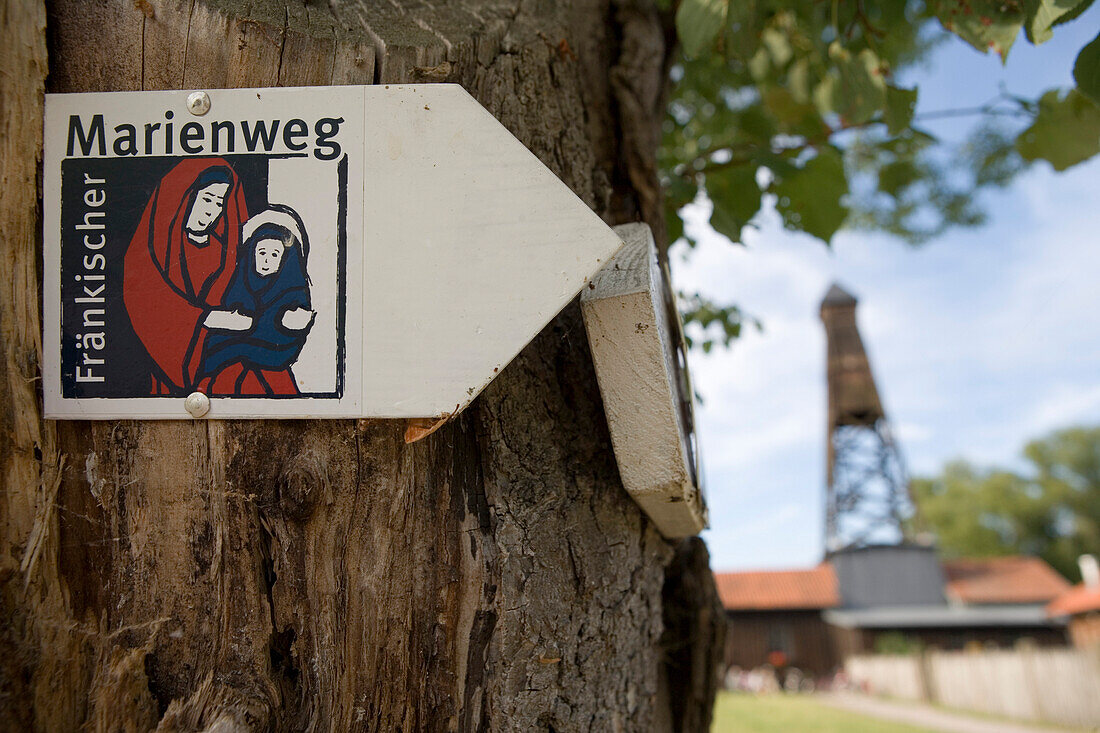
[674,7,1100,572]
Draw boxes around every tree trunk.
[1,1,724,730]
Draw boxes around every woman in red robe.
[123,158,250,395]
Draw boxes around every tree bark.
[0,1,724,730]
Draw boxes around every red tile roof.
[1047,584,1100,617]
[714,564,839,610]
[714,555,1069,611]
[941,556,1070,605]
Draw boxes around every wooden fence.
[846,647,1100,728]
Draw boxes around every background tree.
[663,0,1100,348]
[910,425,1100,581]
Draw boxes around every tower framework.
[820,284,913,551]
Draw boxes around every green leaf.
[813,45,887,125]
[1074,31,1100,105]
[754,151,800,180]
[774,147,849,244]
[666,175,699,209]
[884,85,918,135]
[736,105,778,144]
[813,74,840,118]
[676,0,729,58]
[1016,89,1100,171]
[878,160,921,197]
[680,293,752,347]
[966,124,1027,187]
[1053,0,1095,26]
[762,87,825,138]
[748,47,771,82]
[1024,0,1085,44]
[705,166,761,242]
[763,87,805,125]
[788,58,812,105]
[666,202,686,244]
[665,177,698,245]
[762,27,792,68]
[932,0,1024,61]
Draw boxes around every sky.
[674,7,1100,572]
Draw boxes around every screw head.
[184,391,210,418]
[186,91,211,116]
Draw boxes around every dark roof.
[820,283,857,308]
[941,556,1070,605]
[715,564,839,610]
[832,544,945,608]
[1047,584,1100,617]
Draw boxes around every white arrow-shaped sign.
[42,85,623,419]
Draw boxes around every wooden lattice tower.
[820,284,912,551]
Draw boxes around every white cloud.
[1025,383,1100,436]
[896,421,933,444]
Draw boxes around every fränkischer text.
[72,171,108,383]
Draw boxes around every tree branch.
[672,95,1035,180]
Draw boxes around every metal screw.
[187,91,211,116]
[184,391,210,418]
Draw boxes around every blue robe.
[199,237,312,381]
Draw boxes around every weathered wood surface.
[582,223,707,538]
[1,2,60,731]
[1,0,724,730]
[847,648,1100,728]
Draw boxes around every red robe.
[200,361,300,396]
[123,158,248,394]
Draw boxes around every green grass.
[711,693,939,733]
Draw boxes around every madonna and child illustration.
[59,154,346,399]
[124,157,315,396]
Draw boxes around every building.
[717,547,1071,676]
[1048,555,1100,648]
[716,564,839,676]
